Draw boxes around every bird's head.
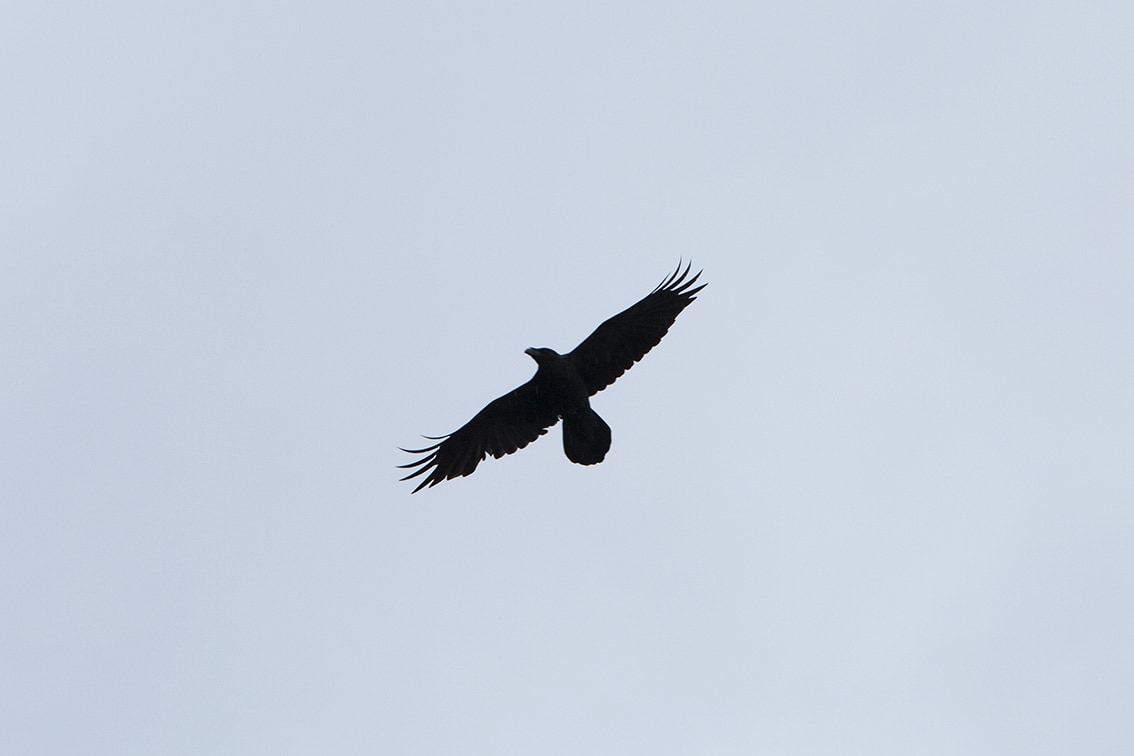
[524,347,560,366]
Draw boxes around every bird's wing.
[399,377,561,493]
[566,261,706,396]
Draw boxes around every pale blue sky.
[2,2,1132,754]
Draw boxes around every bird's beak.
[524,347,537,357]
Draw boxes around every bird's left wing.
[399,377,561,493]
[566,262,706,396]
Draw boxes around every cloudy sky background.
[3,2,1132,754]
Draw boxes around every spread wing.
[566,261,706,396]
[399,377,560,493]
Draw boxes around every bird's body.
[525,348,611,465]
[399,262,705,492]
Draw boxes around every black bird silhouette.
[399,262,706,493]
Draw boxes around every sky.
[2,2,1132,754]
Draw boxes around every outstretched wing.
[399,378,560,493]
[566,261,706,396]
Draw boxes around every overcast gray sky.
[3,2,1132,754]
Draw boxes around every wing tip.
[654,259,706,296]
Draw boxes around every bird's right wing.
[399,378,561,493]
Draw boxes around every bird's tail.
[562,407,611,465]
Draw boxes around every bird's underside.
[399,261,705,493]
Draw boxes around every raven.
[399,262,706,493]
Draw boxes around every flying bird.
[399,262,706,492]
